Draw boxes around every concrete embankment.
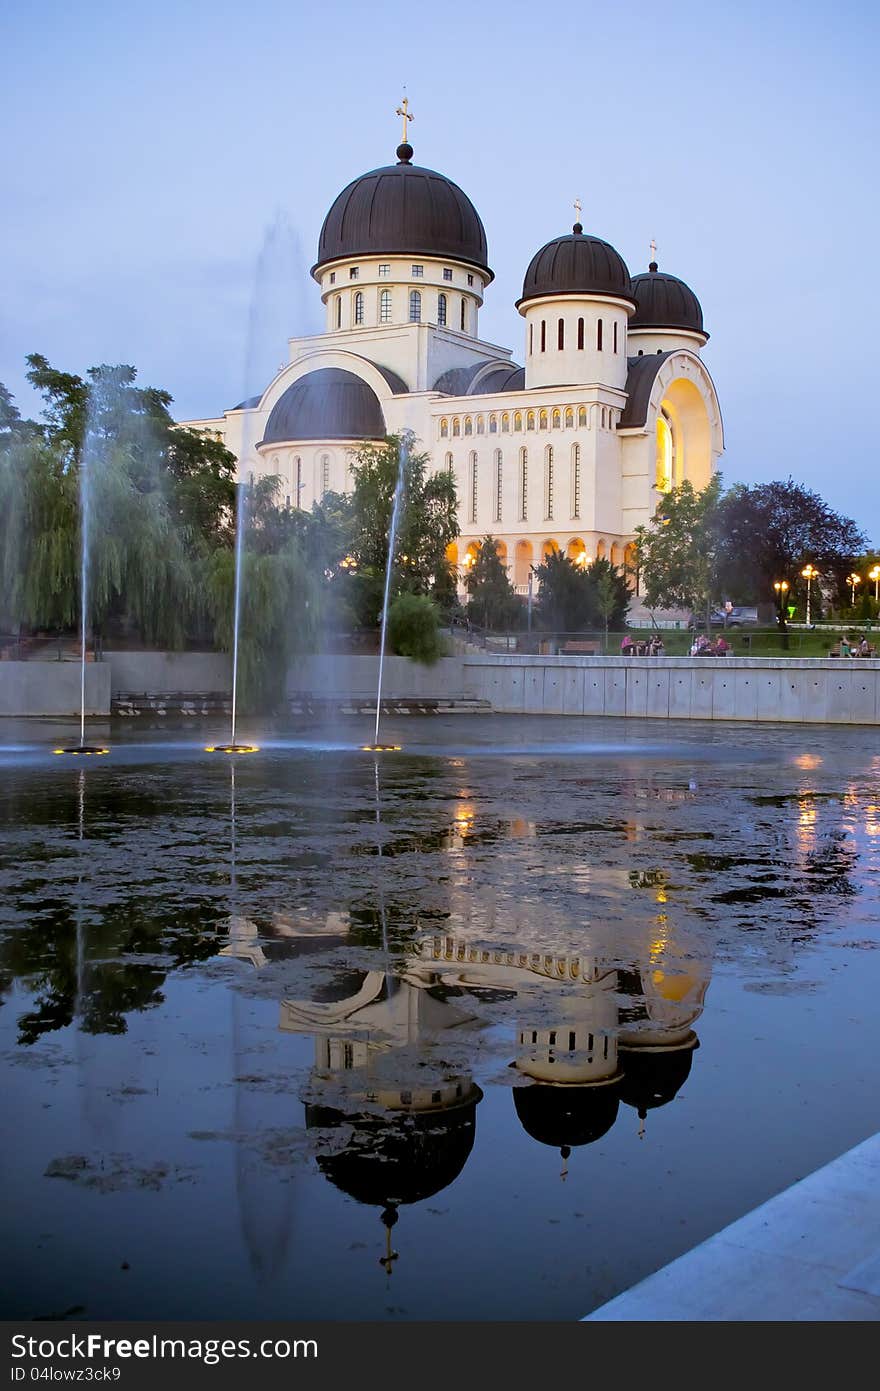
[1,652,879,724]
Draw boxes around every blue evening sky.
[2,0,878,540]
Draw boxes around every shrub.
[387,592,442,664]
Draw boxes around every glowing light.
[794,753,823,770]
[53,746,109,756]
[205,744,260,754]
[361,744,402,752]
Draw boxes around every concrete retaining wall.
[0,661,111,717]
[462,655,880,724]
[286,655,474,700]
[104,650,231,695]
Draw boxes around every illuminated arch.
[514,539,533,587]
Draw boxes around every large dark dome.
[630,265,707,338]
[513,1082,621,1150]
[312,144,491,279]
[518,227,634,308]
[260,368,384,446]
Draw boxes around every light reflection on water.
[1,714,880,1321]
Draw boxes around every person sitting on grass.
[620,634,634,655]
[714,635,731,656]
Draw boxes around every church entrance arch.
[657,376,713,491]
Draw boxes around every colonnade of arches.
[446,538,638,590]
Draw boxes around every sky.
[3,0,879,540]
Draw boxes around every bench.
[560,641,601,655]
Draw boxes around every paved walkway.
[585,1133,880,1321]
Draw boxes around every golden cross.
[396,95,414,142]
[574,197,582,223]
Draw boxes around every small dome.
[518,227,634,309]
[313,145,491,279]
[260,368,385,446]
[305,1096,481,1207]
[513,1082,621,1150]
[630,264,707,338]
[619,1045,697,1118]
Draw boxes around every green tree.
[716,478,865,605]
[347,434,458,626]
[387,592,443,664]
[464,536,520,630]
[534,552,629,632]
[635,476,725,630]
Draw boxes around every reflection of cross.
[396,95,414,142]
[649,238,657,264]
[574,197,582,222]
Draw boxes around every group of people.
[620,634,665,657]
[830,635,877,658]
[689,633,731,657]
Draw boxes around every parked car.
[688,606,759,629]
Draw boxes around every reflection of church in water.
[224,903,710,1270]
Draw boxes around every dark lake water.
[2,714,880,1320]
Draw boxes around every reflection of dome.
[619,1042,698,1118]
[518,228,634,308]
[305,1091,481,1208]
[312,145,491,277]
[630,264,707,338]
[513,1081,620,1149]
[260,368,385,446]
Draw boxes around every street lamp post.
[773,580,790,634]
[801,564,817,627]
[869,565,880,603]
[846,572,861,607]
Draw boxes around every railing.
[450,624,880,658]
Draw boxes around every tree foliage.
[634,476,725,625]
[387,592,443,664]
[534,552,630,631]
[464,536,520,630]
[716,479,865,603]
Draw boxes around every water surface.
[2,715,879,1320]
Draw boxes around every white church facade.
[182,112,724,591]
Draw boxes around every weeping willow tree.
[203,538,325,711]
[0,436,79,631]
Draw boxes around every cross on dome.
[649,238,658,271]
[573,197,583,234]
[396,95,414,142]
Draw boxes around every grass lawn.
[626,627,872,657]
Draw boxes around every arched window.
[529,323,534,355]
[335,296,342,328]
[519,447,528,521]
[571,444,581,519]
[527,411,535,431]
[578,406,587,427]
[476,415,485,434]
[379,289,392,323]
[438,293,447,326]
[577,317,584,350]
[440,418,448,438]
[321,454,331,495]
[469,451,478,524]
[514,411,523,431]
[354,291,364,325]
[597,318,603,350]
[613,321,618,353]
[452,418,461,437]
[552,409,561,429]
[564,407,573,429]
[545,445,554,520]
[558,317,565,350]
[494,449,503,522]
[489,415,497,434]
[460,298,467,331]
[656,409,674,491]
[501,412,510,433]
[445,451,453,471]
[637,348,644,356]
[539,409,548,430]
[540,320,546,352]
[601,407,607,428]
[295,456,302,508]
[464,416,473,436]
[409,290,421,322]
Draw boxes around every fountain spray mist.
[372,435,409,748]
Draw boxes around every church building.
[181,103,724,591]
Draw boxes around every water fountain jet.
[362,435,409,754]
